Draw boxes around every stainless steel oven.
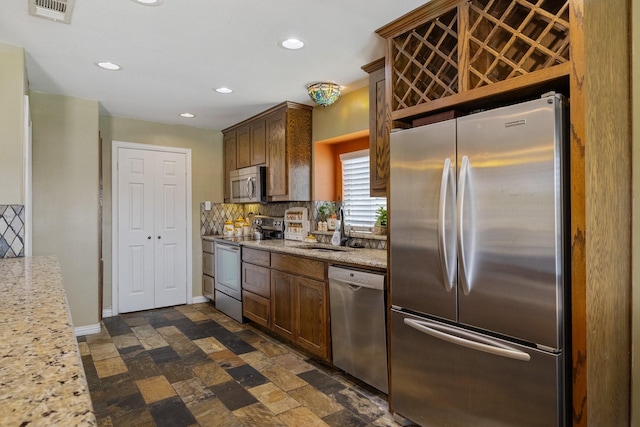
[214,240,243,322]
[213,216,283,323]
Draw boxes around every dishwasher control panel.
[328,266,385,290]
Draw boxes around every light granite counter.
[203,236,387,270]
[0,256,96,426]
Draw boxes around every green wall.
[0,43,26,204]
[99,116,222,310]
[30,92,100,328]
[312,85,369,143]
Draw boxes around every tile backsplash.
[200,201,386,250]
[0,205,25,258]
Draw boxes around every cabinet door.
[223,132,237,201]
[203,251,215,277]
[243,290,270,328]
[271,270,295,341]
[266,111,287,197]
[203,274,214,299]
[242,262,270,298]
[369,65,389,197]
[296,276,329,359]
[236,125,251,168]
[251,120,267,165]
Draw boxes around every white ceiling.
[0,1,427,130]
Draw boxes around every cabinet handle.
[147,236,151,240]
[157,236,162,239]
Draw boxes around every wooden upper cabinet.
[251,120,266,166]
[376,0,571,121]
[236,125,251,168]
[236,121,266,169]
[222,101,312,202]
[223,131,237,201]
[266,103,312,202]
[267,111,287,197]
[363,58,390,198]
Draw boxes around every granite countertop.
[0,256,96,426]
[203,236,387,269]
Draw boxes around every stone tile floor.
[78,302,400,427]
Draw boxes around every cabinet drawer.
[271,253,325,281]
[203,274,214,299]
[243,247,270,267]
[203,251,215,277]
[242,262,270,298]
[203,240,215,254]
[243,290,270,328]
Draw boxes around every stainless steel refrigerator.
[389,94,567,427]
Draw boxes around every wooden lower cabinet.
[242,290,270,328]
[295,276,328,358]
[270,269,296,341]
[240,250,330,360]
[202,240,215,300]
[270,266,329,360]
[242,261,271,327]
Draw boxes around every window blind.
[340,149,386,229]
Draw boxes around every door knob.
[147,236,151,240]
[157,236,162,239]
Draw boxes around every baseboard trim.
[75,323,101,337]
[192,296,209,304]
[102,308,113,318]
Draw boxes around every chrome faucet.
[338,207,350,246]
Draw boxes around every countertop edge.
[202,236,387,270]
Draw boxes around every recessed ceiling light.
[96,61,121,71]
[131,0,163,5]
[281,38,304,50]
[215,87,233,94]
[179,113,195,118]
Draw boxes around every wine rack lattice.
[391,7,459,111]
[388,0,570,113]
[467,0,570,89]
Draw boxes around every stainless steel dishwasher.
[329,265,388,393]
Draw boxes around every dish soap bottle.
[331,220,341,246]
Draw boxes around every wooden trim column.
[569,1,586,424]
[580,0,632,425]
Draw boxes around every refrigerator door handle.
[457,155,472,295]
[437,157,455,291]
[404,318,531,362]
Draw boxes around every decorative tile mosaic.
[0,205,25,258]
[200,202,386,249]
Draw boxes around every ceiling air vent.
[29,0,75,24]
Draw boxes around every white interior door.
[154,151,187,308]
[117,147,187,313]
[118,148,155,313]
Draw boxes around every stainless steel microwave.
[229,165,267,203]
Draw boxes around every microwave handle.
[246,177,255,199]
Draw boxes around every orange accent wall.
[313,142,335,200]
[314,134,369,201]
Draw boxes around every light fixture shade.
[307,82,340,107]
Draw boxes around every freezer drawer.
[390,310,563,427]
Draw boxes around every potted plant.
[374,206,387,235]
[317,203,329,222]
[326,202,338,230]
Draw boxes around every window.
[340,149,386,230]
